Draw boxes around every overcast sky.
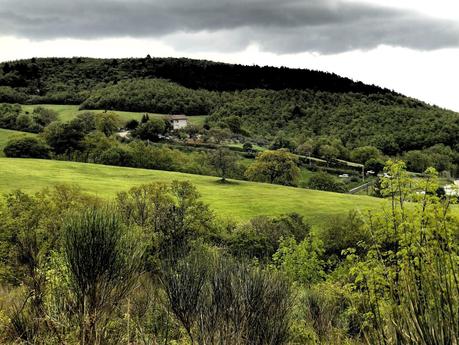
[0,0,458,111]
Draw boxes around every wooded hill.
[0,57,458,155]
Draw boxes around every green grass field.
[0,158,387,225]
[0,129,37,157]
[226,143,266,152]
[21,104,208,127]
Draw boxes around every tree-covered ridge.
[80,80,458,154]
[0,57,396,99]
[209,89,459,153]
[81,79,216,115]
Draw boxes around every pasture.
[0,157,387,225]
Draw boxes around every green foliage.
[3,136,50,158]
[318,211,370,268]
[273,236,325,285]
[95,111,121,136]
[350,146,381,165]
[99,146,134,167]
[403,144,458,173]
[229,213,311,261]
[1,58,458,162]
[296,141,314,156]
[307,171,347,193]
[82,131,117,163]
[270,135,296,151]
[0,157,390,224]
[161,252,292,345]
[125,118,139,130]
[0,104,57,133]
[43,113,96,155]
[364,158,385,174]
[299,282,357,344]
[0,86,27,103]
[245,150,300,186]
[346,161,459,344]
[81,78,214,115]
[0,103,36,132]
[206,127,231,144]
[63,206,145,345]
[131,118,166,141]
[31,106,58,130]
[209,148,237,182]
[116,181,213,267]
[222,115,243,133]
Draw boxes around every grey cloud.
[0,0,458,54]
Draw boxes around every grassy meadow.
[22,104,208,126]
[0,157,387,224]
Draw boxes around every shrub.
[99,146,134,167]
[307,172,347,193]
[125,119,139,130]
[31,107,58,129]
[318,211,370,267]
[63,206,144,345]
[131,118,166,141]
[229,214,311,260]
[161,253,292,345]
[3,137,51,158]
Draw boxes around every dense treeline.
[81,79,216,115]
[208,89,457,154]
[0,57,395,99]
[0,162,457,344]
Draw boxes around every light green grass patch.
[0,158,389,225]
[226,143,266,152]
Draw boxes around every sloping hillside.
[0,158,385,224]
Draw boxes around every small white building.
[168,115,188,130]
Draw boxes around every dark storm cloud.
[0,0,458,54]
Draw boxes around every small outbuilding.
[167,115,188,130]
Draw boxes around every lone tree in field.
[210,148,237,182]
[245,149,300,186]
[63,207,144,345]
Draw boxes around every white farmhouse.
[167,115,188,130]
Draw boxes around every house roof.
[167,114,187,121]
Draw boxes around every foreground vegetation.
[0,161,457,344]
